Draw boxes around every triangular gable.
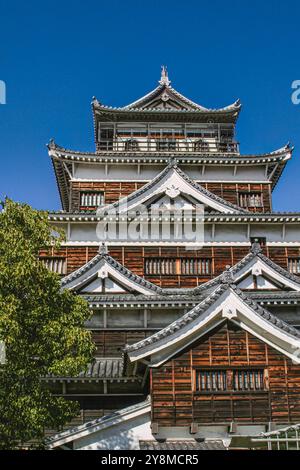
[78,275,128,294]
[123,84,204,111]
[193,243,300,294]
[99,162,247,215]
[123,67,241,113]
[126,277,300,367]
[61,247,162,296]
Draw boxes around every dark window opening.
[124,139,139,151]
[193,139,209,152]
[250,237,266,247]
[156,139,177,151]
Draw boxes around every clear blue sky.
[0,0,300,211]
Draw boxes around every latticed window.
[239,192,263,208]
[144,258,211,275]
[193,139,209,152]
[124,139,139,151]
[288,258,300,274]
[233,370,265,391]
[195,370,227,392]
[180,258,211,275]
[195,369,267,393]
[80,192,104,207]
[40,257,67,275]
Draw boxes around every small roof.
[61,244,163,296]
[46,398,151,449]
[193,241,300,294]
[44,358,125,381]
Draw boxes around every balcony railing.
[96,138,240,154]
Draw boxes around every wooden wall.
[70,181,272,212]
[92,330,157,357]
[40,245,300,288]
[151,323,300,426]
[70,182,145,211]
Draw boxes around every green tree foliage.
[0,199,95,449]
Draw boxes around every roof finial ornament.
[98,242,108,256]
[159,65,171,86]
[251,239,262,255]
[221,266,234,285]
[168,156,177,167]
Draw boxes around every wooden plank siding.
[92,330,157,357]
[70,181,145,211]
[70,181,272,212]
[40,246,300,287]
[151,324,300,426]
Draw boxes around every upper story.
[48,67,293,214]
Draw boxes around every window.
[124,139,139,151]
[99,126,114,150]
[80,192,104,208]
[40,257,66,275]
[195,370,227,392]
[156,139,176,151]
[195,369,267,393]
[193,139,209,152]
[217,140,238,153]
[144,258,211,275]
[239,192,263,208]
[288,258,300,274]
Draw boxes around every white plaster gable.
[127,286,300,367]
[78,276,127,294]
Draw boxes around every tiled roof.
[46,398,151,447]
[45,358,127,380]
[139,440,226,450]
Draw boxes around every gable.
[61,251,162,296]
[237,273,282,290]
[126,285,300,367]
[100,164,246,216]
[165,322,291,367]
[78,275,128,294]
[128,86,195,111]
[234,256,300,292]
